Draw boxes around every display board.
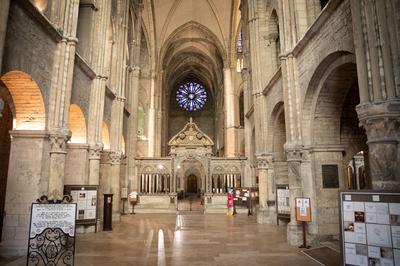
[295,197,311,222]
[64,185,98,226]
[27,203,76,265]
[233,187,251,208]
[339,191,400,266]
[276,184,290,221]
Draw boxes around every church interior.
[0,0,399,265]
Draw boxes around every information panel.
[64,185,98,226]
[339,191,400,266]
[27,203,76,265]
[295,197,311,222]
[276,185,290,220]
[30,203,76,237]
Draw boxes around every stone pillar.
[86,0,112,186]
[88,145,102,185]
[0,0,10,74]
[47,0,80,196]
[109,151,122,221]
[224,67,237,157]
[1,130,48,256]
[285,145,304,245]
[350,0,400,190]
[147,72,157,157]
[48,132,70,198]
[126,1,143,191]
[126,66,141,190]
[256,154,277,224]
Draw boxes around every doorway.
[186,175,198,194]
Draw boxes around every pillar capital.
[256,154,273,169]
[109,151,123,165]
[49,131,71,154]
[88,144,103,160]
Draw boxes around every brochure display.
[64,185,98,228]
[27,201,77,265]
[339,191,400,266]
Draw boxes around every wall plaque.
[322,164,339,188]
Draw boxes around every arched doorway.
[186,175,198,194]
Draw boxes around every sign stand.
[299,221,310,249]
[295,197,311,249]
[129,191,138,215]
[27,195,77,266]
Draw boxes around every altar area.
[133,119,247,214]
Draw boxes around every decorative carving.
[49,134,70,154]
[109,152,122,165]
[89,145,102,160]
[256,155,273,169]
[168,118,214,147]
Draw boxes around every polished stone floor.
[75,210,319,266]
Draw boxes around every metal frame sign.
[27,203,77,265]
[339,191,400,266]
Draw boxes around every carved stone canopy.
[168,118,214,148]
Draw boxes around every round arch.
[68,104,86,143]
[0,71,46,130]
[101,122,110,150]
[302,51,355,145]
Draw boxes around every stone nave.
[0,0,399,265]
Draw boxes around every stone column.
[87,0,112,186]
[147,72,157,157]
[350,0,400,190]
[109,151,122,221]
[47,0,80,197]
[126,1,143,192]
[285,145,304,245]
[88,145,102,185]
[1,131,48,255]
[224,67,237,157]
[256,154,277,224]
[0,0,10,74]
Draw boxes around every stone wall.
[2,1,59,110]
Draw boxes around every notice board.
[339,191,400,266]
[295,197,311,222]
[64,185,98,227]
[276,185,290,219]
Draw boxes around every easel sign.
[27,202,77,265]
[295,197,311,249]
[295,197,311,222]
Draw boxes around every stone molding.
[9,130,48,139]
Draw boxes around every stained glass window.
[176,82,207,111]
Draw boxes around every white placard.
[389,203,400,215]
[392,225,400,249]
[366,224,392,247]
[30,204,76,237]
